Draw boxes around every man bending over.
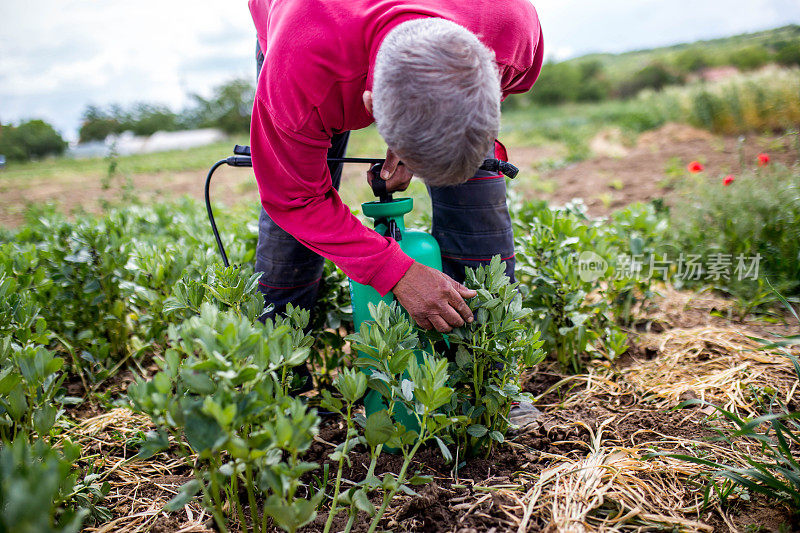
[249,0,543,332]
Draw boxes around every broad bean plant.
[327,302,462,533]
[128,303,320,533]
[443,256,545,456]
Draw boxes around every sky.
[2,0,799,142]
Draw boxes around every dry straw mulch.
[623,326,799,416]
[65,408,211,533]
[62,287,798,532]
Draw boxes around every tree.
[0,120,67,161]
[128,103,179,136]
[616,63,681,98]
[187,78,254,134]
[78,105,122,143]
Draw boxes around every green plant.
[164,264,267,323]
[442,256,545,456]
[348,301,462,533]
[308,260,353,390]
[0,338,69,442]
[128,302,318,533]
[318,368,367,533]
[669,162,800,306]
[0,437,107,533]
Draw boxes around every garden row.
[1,153,798,530]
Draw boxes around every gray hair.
[372,18,501,187]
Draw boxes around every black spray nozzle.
[226,155,253,167]
[479,158,519,179]
[233,145,251,156]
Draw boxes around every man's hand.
[392,262,477,332]
[366,148,413,193]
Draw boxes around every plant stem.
[365,443,383,479]
[195,468,228,533]
[323,402,352,533]
[231,463,248,533]
[208,469,229,533]
[366,415,427,533]
[243,462,262,533]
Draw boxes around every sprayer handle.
[369,163,392,202]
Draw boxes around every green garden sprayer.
[205,145,518,428]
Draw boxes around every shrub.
[728,45,771,71]
[669,163,800,307]
[616,63,682,99]
[0,120,67,161]
[530,62,581,105]
[776,41,800,67]
[641,67,800,134]
[674,49,711,73]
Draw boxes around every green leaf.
[466,424,488,438]
[179,369,215,395]
[489,431,505,443]
[365,410,394,447]
[352,488,375,516]
[33,404,57,435]
[455,346,473,369]
[134,430,169,461]
[400,379,415,402]
[0,371,21,395]
[388,350,413,375]
[184,412,225,453]
[434,437,453,463]
[164,480,201,511]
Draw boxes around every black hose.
[205,146,516,268]
[205,159,230,267]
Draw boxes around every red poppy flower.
[687,161,704,173]
[723,174,735,186]
[757,153,770,166]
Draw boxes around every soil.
[510,123,798,216]
[72,304,796,533]
[12,125,798,531]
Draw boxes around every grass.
[0,135,250,183]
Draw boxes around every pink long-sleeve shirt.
[248,0,543,295]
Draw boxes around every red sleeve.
[250,96,414,296]
[501,21,545,99]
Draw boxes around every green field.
[2,27,800,533]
